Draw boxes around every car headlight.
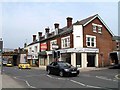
[64,69,69,72]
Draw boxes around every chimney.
[54,23,59,29]
[38,32,42,41]
[45,27,50,33]
[33,35,36,42]
[38,32,42,37]
[66,17,73,28]
[45,27,50,38]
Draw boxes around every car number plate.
[71,71,77,73]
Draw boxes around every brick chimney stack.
[54,23,59,29]
[33,35,36,42]
[38,32,42,41]
[66,17,73,28]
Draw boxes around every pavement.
[2,74,27,88]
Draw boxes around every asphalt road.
[2,66,120,89]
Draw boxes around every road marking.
[96,76,118,82]
[14,76,36,88]
[46,75,103,88]
[70,80,86,86]
[86,85,101,88]
[115,74,120,79]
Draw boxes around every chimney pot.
[66,17,73,28]
[33,35,36,42]
[54,23,59,29]
[38,32,42,37]
[45,27,50,33]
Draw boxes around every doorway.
[87,53,96,67]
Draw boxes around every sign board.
[52,44,59,49]
[40,43,47,50]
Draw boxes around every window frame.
[86,35,96,47]
[61,36,70,48]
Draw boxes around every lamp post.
[0,38,3,74]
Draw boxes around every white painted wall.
[73,25,83,48]
[81,53,87,68]
[26,42,40,59]
[71,53,76,67]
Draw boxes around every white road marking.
[70,80,86,86]
[96,76,118,82]
[115,74,120,80]
[46,75,103,88]
[86,85,101,88]
[14,76,36,88]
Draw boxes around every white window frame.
[29,47,32,53]
[86,35,96,47]
[50,39,57,50]
[98,25,102,34]
[92,23,97,33]
[61,36,70,48]
[34,46,38,53]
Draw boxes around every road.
[2,66,120,89]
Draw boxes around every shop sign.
[40,43,47,50]
[52,44,59,49]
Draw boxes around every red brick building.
[26,14,115,68]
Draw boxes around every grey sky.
[0,1,119,49]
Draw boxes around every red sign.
[40,43,47,50]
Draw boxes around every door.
[87,54,95,67]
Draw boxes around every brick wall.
[83,17,114,67]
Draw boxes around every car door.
[52,62,60,75]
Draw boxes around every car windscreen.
[58,62,71,67]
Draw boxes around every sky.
[0,0,119,49]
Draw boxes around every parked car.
[6,59,13,67]
[18,62,31,69]
[46,61,80,77]
[2,60,7,66]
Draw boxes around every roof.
[74,14,114,36]
[27,14,114,46]
[74,14,97,25]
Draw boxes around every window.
[98,26,102,34]
[29,47,32,53]
[61,36,70,48]
[93,25,97,32]
[86,35,96,47]
[92,23,102,34]
[50,40,57,50]
[34,46,37,53]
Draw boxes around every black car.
[46,61,80,77]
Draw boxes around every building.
[26,14,115,68]
[109,36,120,64]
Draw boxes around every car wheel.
[59,71,64,77]
[47,69,51,75]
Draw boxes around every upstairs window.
[50,40,57,50]
[93,25,97,33]
[86,35,96,47]
[34,46,38,53]
[61,36,70,48]
[98,26,102,34]
[92,23,102,34]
